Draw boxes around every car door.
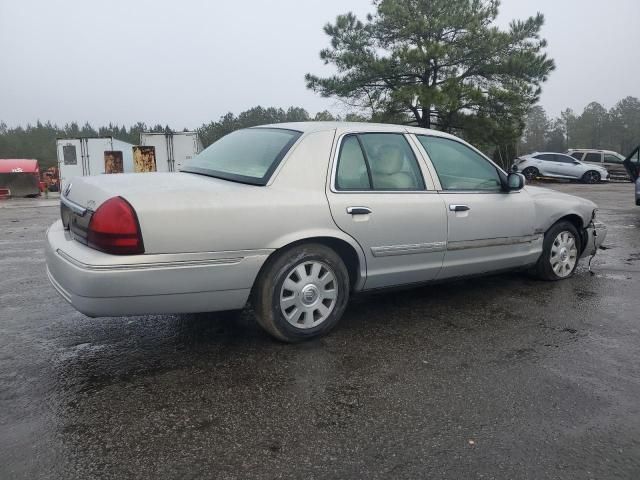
[532,154,555,176]
[413,134,540,279]
[623,145,640,182]
[583,152,603,166]
[553,153,583,178]
[326,131,448,290]
[603,152,628,179]
[537,153,570,177]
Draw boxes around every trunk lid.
[60,172,265,254]
[63,172,251,211]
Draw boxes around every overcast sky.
[1,0,638,128]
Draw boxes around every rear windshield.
[182,128,301,185]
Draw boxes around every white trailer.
[138,131,203,172]
[56,137,135,189]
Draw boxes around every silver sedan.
[46,122,606,342]
[512,152,610,183]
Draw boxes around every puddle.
[594,273,634,281]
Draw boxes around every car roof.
[568,148,619,154]
[528,152,573,155]
[255,121,457,139]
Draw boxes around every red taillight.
[87,197,144,255]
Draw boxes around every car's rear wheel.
[582,170,601,184]
[253,243,350,342]
[533,221,581,281]
[522,167,539,182]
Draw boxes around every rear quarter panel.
[133,130,361,256]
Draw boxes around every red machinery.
[0,159,41,198]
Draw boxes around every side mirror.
[507,172,525,191]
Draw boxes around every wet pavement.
[1,183,639,479]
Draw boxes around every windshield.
[182,128,302,185]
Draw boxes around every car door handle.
[449,204,470,212]
[346,206,372,215]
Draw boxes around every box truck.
[138,131,203,172]
[56,137,135,189]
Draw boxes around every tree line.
[519,97,640,156]
[0,107,365,169]
[2,97,638,170]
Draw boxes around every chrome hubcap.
[280,261,337,329]
[550,231,578,277]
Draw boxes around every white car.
[46,122,607,342]
[512,152,610,183]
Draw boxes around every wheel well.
[554,214,587,252]
[255,237,362,290]
[558,214,583,231]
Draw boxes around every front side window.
[335,133,425,191]
[183,128,301,185]
[604,154,624,164]
[417,135,501,191]
[584,152,602,163]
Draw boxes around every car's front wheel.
[533,221,581,281]
[522,167,539,182]
[582,170,601,184]
[253,243,350,342]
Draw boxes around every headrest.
[372,144,404,175]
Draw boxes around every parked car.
[568,148,629,181]
[623,145,640,206]
[46,123,607,342]
[512,152,609,183]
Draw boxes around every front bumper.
[45,220,272,317]
[581,221,607,257]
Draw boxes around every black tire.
[522,167,539,182]
[581,171,601,184]
[533,221,582,281]
[253,243,350,342]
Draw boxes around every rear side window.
[183,128,301,185]
[418,135,501,191]
[336,136,370,190]
[335,133,425,191]
[534,154,555,161]
[570,152,584,160]
[584,152,602,163]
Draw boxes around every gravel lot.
[1,183,639,479]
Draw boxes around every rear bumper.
[45,220,273,317]
[581,222,607,257]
